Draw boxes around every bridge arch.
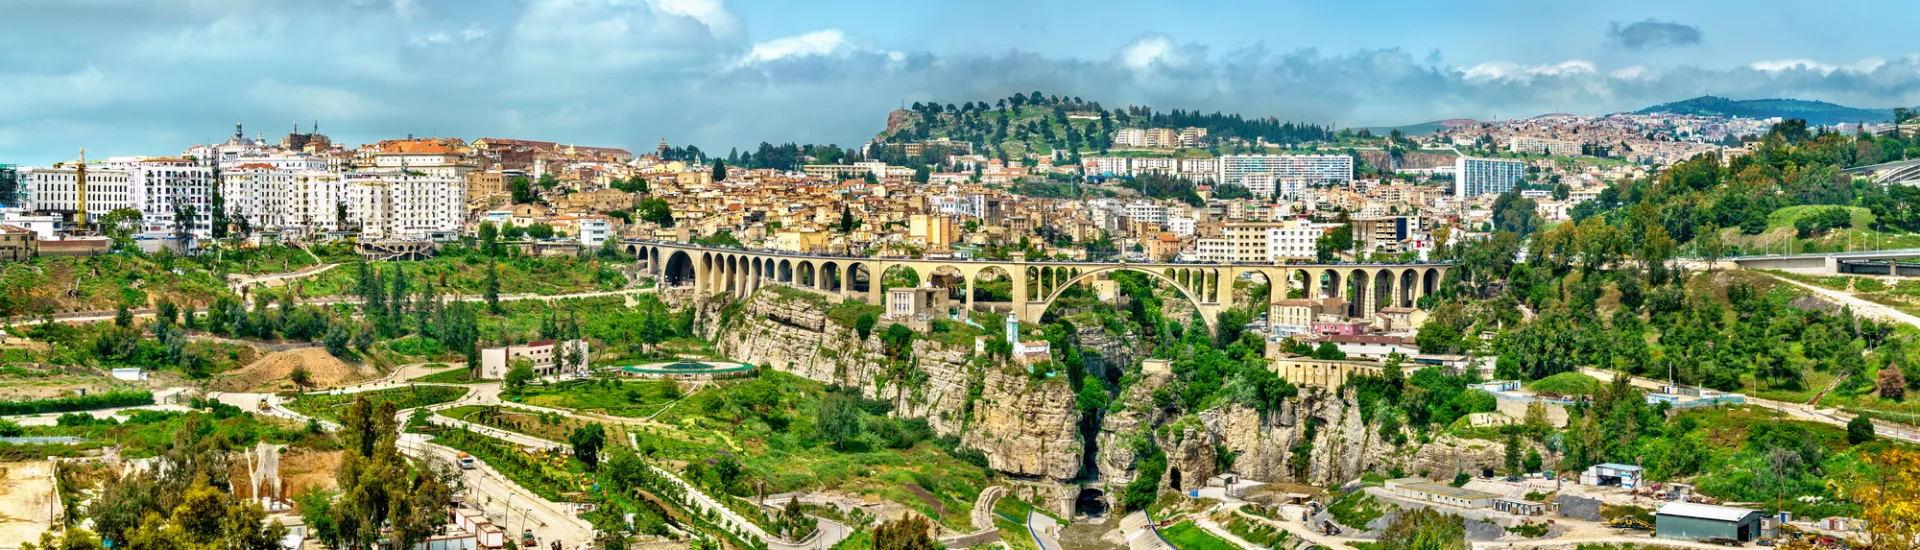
[1036,265,1218,334]
[777,259,794,284]
[663,250,696,287]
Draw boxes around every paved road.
[400,433,594,549]
[2,387,193,426]
[1028,510,1062,550]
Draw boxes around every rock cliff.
[709,290,977,436]
[960,366,1083,481]
[1099,386,1395,487]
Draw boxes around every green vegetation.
[512,378,682,417]
[0,390,152,416]
[1156,521,1236,550]
[1634,96,1894,126]
[1326,491,1387,528]
[633,371,993,531]
[1526,372,1606,396]
[1221,515,1289,547]
[409,365,486,383]
[286,386,465,421]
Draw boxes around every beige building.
[1271,356,1384,388]
[478,338,591,379]
[908,214,956,251]
[0,225,35,262]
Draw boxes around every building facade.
[1454,157,1527,198]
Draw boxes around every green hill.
[1633,96,1892,126]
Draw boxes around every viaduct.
[620,240,1453,333]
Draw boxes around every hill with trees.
[1633,96,1894,126]
[874,91,1333,165]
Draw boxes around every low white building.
[478,339,591,379]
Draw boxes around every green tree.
[478,221,499,256]
[711,160,728,182]
[505,357,536,391]
[114,303,132,327]
[332,396,448,550]
[510,176,536,205]
[1850,415,1877,444]
[840,203,856,233]
[637,198,674,227]
[816,392,864,450]
[570,423,607,470]
[872,514,937,550]
[854,313,877,340]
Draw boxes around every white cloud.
[1118,35,1203,71]
[0,67,116,120]
[653,0,738,36]
[1462,60,1596,81]
[736,29,849,67]
[1750,57,1887,75]
[1610,65,1651,80]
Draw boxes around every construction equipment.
[257,397,270,412]
[49,148,105,232]
[520,530,537,547]
[1608,517,1654,531]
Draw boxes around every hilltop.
[1633,95,1893,126]
[873,91,1333,162]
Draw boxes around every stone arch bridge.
[622,241,1451,333]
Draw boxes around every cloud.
[1607,19,1703,50]
[735,29,851,67]
[5,1,1920,166]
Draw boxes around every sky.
[4,0,1920,165]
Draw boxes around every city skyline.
[4,0,1919,165]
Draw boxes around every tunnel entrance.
[1075,489,1109,518]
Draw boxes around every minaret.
[234,121,244,141]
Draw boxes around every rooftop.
[1656,502,1760,523]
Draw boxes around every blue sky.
[3,0,1918,165]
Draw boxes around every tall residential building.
[1353,216,1423,254]
[1223,220,1320,263]
[24,166,133,225]
[221,164,293,232]
[1113,128,1147,147]
[345,169,466,240]
[1217,154,1353,195]
[1453,157,1527,198]
[122,158,214,239]
[1506,137,1582,157]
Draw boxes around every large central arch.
[1035,265,1217,333]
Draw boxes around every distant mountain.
[1360,118,1478,137]
[1633,96,1893,126]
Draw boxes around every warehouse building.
[1383,478,1497,509]
[1655,502,1763,543]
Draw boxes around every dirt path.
[1761,271,1920,327]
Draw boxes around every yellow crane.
[49,148,103,232]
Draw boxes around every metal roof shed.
[1655,502,1763,542]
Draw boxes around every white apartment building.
[1507,137,1582,157]
[288,171,344,235]
[1218,154,1353,194]
[577,217,612,247]
[1223,220,1320,263]
[1113,128,1147,148]
[1167,216,1197,236]
[219,153,332,172]
[1121,201,1168,225]
[221,166,345,237]
[1180,158,1220,181]
[0,208,64,239]
[1192,236,1233,263]
[345,169,466,240]
[24,166,133,225]
[1454,157,1527,198]
[372,151,475,180]
[221,164,292,232]
[123,158,215,239]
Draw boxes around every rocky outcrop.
[961,367,1083,481]
[1100,386,1393,487]
[1094,372,1173,484]
[710,289,977,436]
[1401,436,1509,479]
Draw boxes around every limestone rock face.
[1094,372,1174,484]
[1403,436,1509,479]
[961,367,1083,481]
[1098,387,1391,487]
[710,291,975,436]
[1161,425,1216,492]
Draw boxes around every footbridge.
[620,240,1451,333]
[1732,248,1920,276]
